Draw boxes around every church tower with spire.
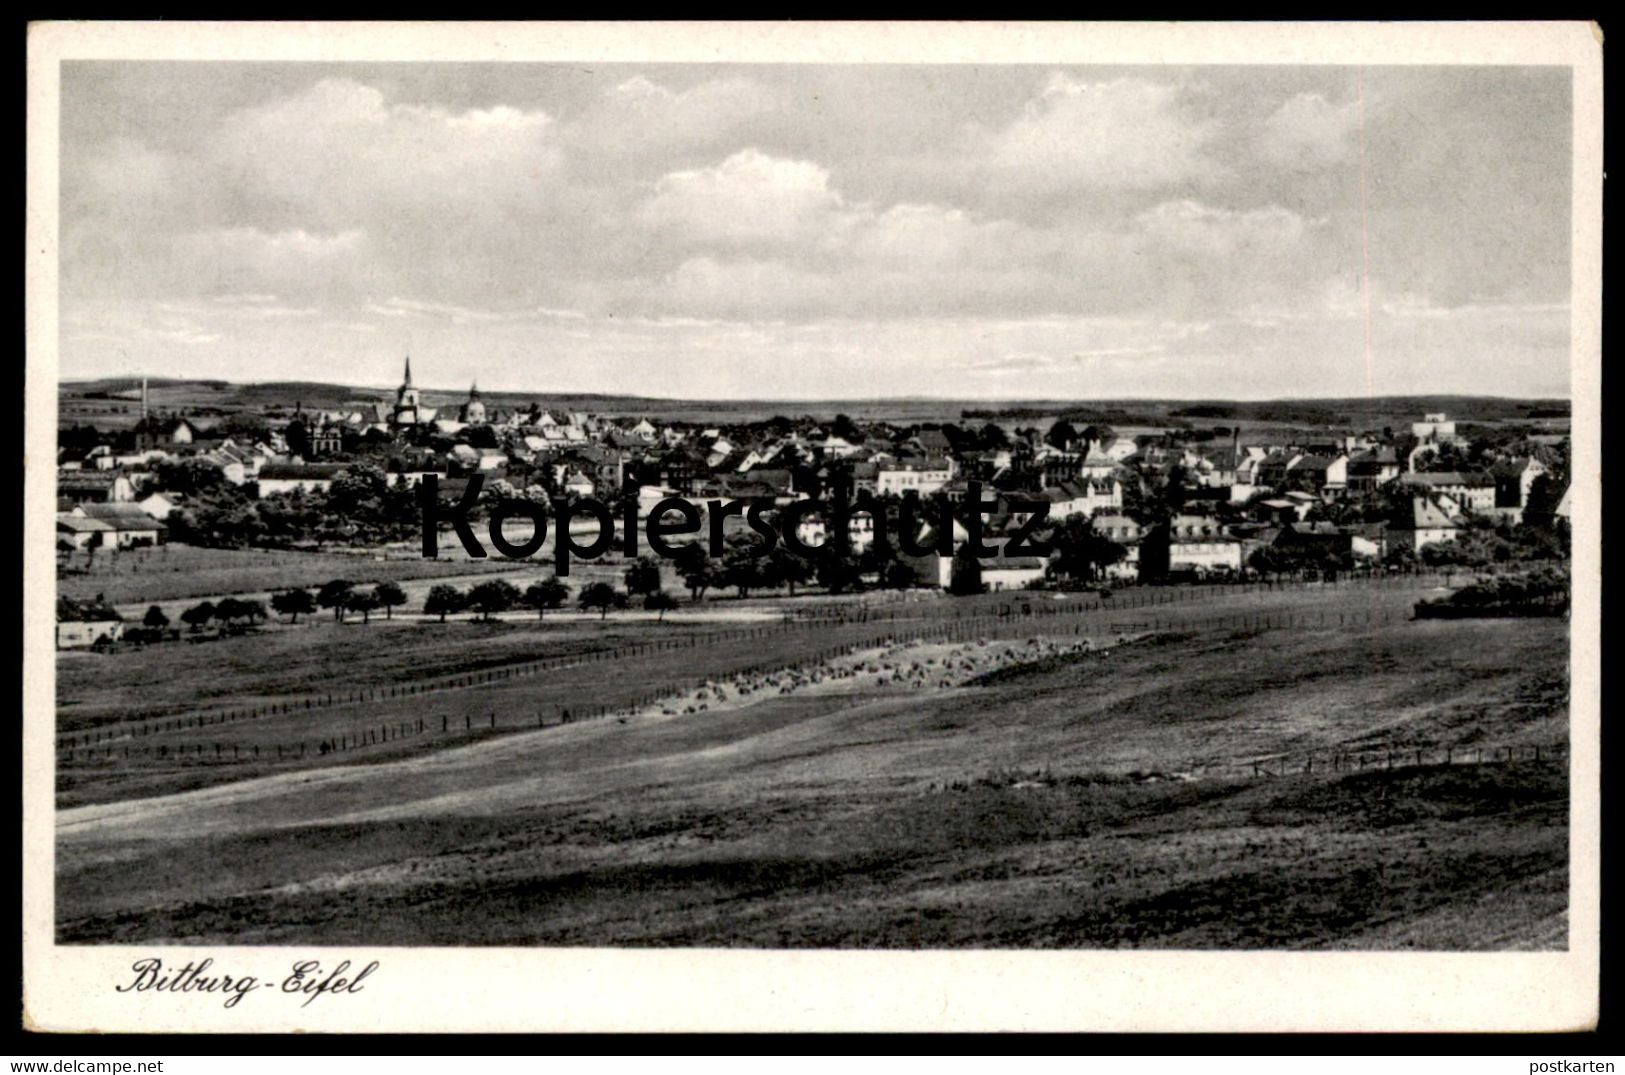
[459,380,486,425]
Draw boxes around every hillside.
[59,376,1571,428]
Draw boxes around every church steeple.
[393,354,422,425]
[460,377,487,424]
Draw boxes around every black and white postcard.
[23,20,1601,1033]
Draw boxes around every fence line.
[60,569,1452,752]
[61,598,1504,771]
[58,603,1418,761]
[60,571,1475,766]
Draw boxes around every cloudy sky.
[59,62,1571,400]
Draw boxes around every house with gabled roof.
[58,468,136,504]
[1043,478,1122,520]
[1491,457,1549,524]
[1347,447,1401,494]
[1390,496,1463,551]
[1090,513,1144,581]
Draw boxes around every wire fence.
[58,569,1453,752]
[58,568,1549,778]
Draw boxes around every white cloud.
[1133,200,1309,256]
[973,75,1217,193]
[658,255,840,318]
[56,66,1572,398]
[205,78,561,226]
[564,75,778,165]
[1258,92,1362,168]
[641,149,853,248]
[169,227,369,298]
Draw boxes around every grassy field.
[56,576,1447,801]
[55,585,1568,949]
[57,543,526,606]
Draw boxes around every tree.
[881,559,918,590]
[271,588,317,623]
[218,411,271,441]
[623,556,664,597]
[317,579,354,623]
[1048,516,1126,583]
[1248,545,1294,581]
[284,417,310,459]
[466,579,521,622]
[179,601,215,632]
[677,551,723,601]
[213,597,249,625]
[578,581,626,620]
[830,413,864,444]
[1421,539,1483,585]
[523,577,570,619]
[239,599,268,625]
[424,584,467,623]
[948,544,985,596]
[152,457,229,497]
[343,588,381,624]
[643,591,679,622]
[768,545,815,595]
[722,546,771,598]
[1383,542,1418,572]
[142,605,169,630]
[816,549,864,594]
[373,580,407,620]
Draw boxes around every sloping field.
[56,577,1452,806]
[56,615,1569,949]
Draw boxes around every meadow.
[55,604,1568,949]
[57,575,1450,800]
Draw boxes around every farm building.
[56,597,124,650]
[932,551,1047,592]
[57,469,136,504]
[75,503,168,547]
[56,514,115,551]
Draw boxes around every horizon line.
[56,376,1574,408]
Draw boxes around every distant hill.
[58,377,1570,430]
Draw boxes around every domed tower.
[392,355,421,426]
[459,380,486,425]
